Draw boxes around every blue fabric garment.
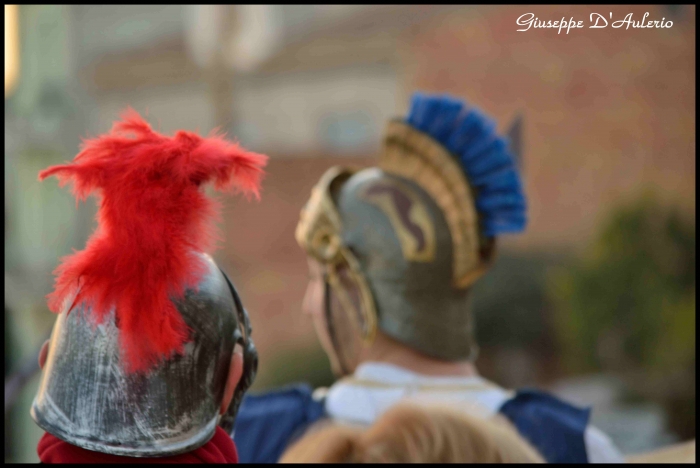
[232,383,326,464]
[233,385,589,464]
[499,388,591,463]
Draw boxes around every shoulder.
[498,388,592,463]
[500,388,590,420]
[235,383,323,418]
[233,383,327,464]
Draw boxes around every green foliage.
[549,194,695,376]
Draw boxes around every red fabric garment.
[37,426,238,464]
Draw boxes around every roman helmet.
[296,92,526,374]
[31,110,267,456]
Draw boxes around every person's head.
[31,110,265,457]
[296,92,526,376]
[279,403,544,463]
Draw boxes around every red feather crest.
[39,109,268,373]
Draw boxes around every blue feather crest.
[406,92,527,237]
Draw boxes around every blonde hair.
[280,403,544,463]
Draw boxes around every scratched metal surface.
[31,254,237,457]
[336,168,478,362]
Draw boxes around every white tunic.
[321,362,625,463]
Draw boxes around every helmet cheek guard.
[296,167,379,375]
[218,269,258,435]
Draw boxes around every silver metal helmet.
[296,92,526,372]
[31,253,258,457]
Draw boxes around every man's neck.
[358,333,479,378]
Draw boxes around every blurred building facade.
[4,5,695,462]
[405,5,695,252]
